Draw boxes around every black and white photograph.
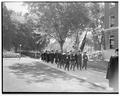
[2,1,119,94]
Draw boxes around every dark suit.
[106,56,118,91]
[65,54,70,71]
[82,54,88,70]
[44,52,47,62]
[70,54,76,70]
[49,52,55,64]
[55,52,59,65]
[72,54,77,71]
[62,53,66,68]
[46,52,50,62]
[57,53,62,68]
[77,53,82,70]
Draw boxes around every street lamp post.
[19,44,22,59]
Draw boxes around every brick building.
[104,2,118,50]
[102,2,118,60]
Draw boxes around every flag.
[80,32,87,52]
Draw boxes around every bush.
[3,51,20,58]
[21,51,41,59]
[88,51,104,61]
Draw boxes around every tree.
[32,33,49,52]
[24,12,50,51]
[12,22,33,51]
[2,3,16,50]
[26,2,90,52]
[2,2,49,52]
[89,3,104,50]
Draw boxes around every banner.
[80,32,87,52]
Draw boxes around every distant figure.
[82,52,88,70]
[64,52,70,71]
[73,52,77,71]
[55,50,59,65]
[106,49,118,92]
[70,51,75,71]
[76,50,82,70]
[57,51,62,68]
[50,50,55,64]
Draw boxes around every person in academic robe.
[106,49,118,92]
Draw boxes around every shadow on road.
[8,62,104,91]
[8,62,79,83]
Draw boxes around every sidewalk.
[3,57,112,91]
[34,59,111,90]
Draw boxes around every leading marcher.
[82,52,88,70]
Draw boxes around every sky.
[5,2,28,15]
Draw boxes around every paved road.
[3,58,111,92]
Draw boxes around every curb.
[35,59,109,90]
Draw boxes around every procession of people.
[41,50,88,71]
[40,48,119,92]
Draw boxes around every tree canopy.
[3,3,49,52]
[88,3,104,50]
[3,2,105,52]
[26,2,91,52]
[2,3,16,50]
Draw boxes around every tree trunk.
[93,36,97,50]
[93,35,102,50]
[98,42,101,50]
[14,46,18,53]
[59,40,64,53]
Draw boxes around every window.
[110,24,114,27]
[109,35,114,49]
[109,15,115,27]
[111,16,115,18]
[109,3,116,8]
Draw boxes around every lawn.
[88,61,108,73]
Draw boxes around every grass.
[88,61,108,73]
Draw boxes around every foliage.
[26,2,90,52]
[3,3,49,52]
[85,37,94,47]
[3,2,105,52]
[2,3,16,50]
[88,3,104,50]
[31,33,50,51]
[88,51,104,61]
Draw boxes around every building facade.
[104,2,118,50]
